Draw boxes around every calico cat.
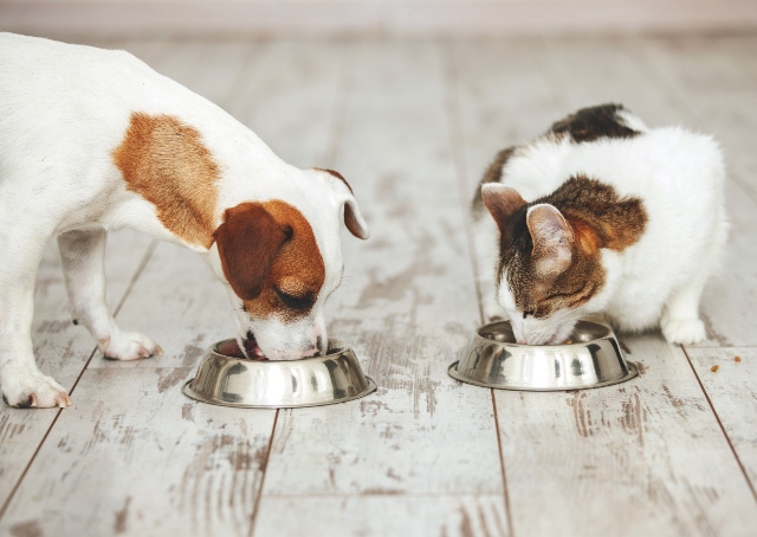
[472,104,727,345]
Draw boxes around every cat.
[472,104,727,345]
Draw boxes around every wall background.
[2,0,757,39]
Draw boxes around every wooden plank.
[253,40,504,528]
[497,337,757,536]
[146,40,261,111]
[449,37,757,536]
[230,39,348,167]
[0,39,350,536]
[255,496,508,537]
[1,367,273,537]
[686,347,757,486]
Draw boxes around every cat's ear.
[481,184,527,233]
[527,204,574,277]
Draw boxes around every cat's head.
[481,183,606,345]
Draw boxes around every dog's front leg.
[0,232,72,408]
[58,229,162,361]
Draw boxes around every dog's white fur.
[474,112,728,345]
[0,33,368,407]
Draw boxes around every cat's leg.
[0,226,72,408]
[660,278,707,345]
[472,216,505,321]
[58,229,161,361]
[661,212,727,345]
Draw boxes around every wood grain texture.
[686,348,757,486]
[254,496,508,537]
[497,337,757,537]
[255,40,504,510]
[1,367,273,537]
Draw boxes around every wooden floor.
[1,35,757,537]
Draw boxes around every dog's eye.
[274,287,314,310]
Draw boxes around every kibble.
[711,364,720,373]
[735,356,742,362]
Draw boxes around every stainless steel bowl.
[182,339,376,408]
[449,320,638,391]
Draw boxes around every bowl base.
[182,378,377,409]
[448,361,639,391]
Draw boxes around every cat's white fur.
[474,112,728,345]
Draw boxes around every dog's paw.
[2,372,72,408]
[101,329,163,361]
[661,318,707,345]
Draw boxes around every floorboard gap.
[682,344,757,505]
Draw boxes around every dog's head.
[210,168,368,360]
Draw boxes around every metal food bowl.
[449,320,638,391]
[182,339,376,408]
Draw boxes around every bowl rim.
[474,319,614,349]
[449,319,639,391]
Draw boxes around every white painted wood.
[230,39,348,168]
[256,40,504,509]
[497,337,757,536]
[255,495,509,537]
[686,347,757,486]
[1,367,273,537]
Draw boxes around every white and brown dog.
[0,33,369,408]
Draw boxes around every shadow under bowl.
[449,320,638,391]
[182,339,376,408]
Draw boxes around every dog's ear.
[315,168,370,240]
[213,203,291,301]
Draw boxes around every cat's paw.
[2,371,72,408]
[101,329,163,361]
[661,318,706,345]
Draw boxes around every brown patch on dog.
[549,104,640,143]
[495,175,646,318]
[472,146,518,216]
[215,200,325,321]
[113,112,220,248]
[314,167,353,193]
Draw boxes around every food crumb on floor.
[735,356,742,362]
[711,364,720,373]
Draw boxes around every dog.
[0,33,369,408]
